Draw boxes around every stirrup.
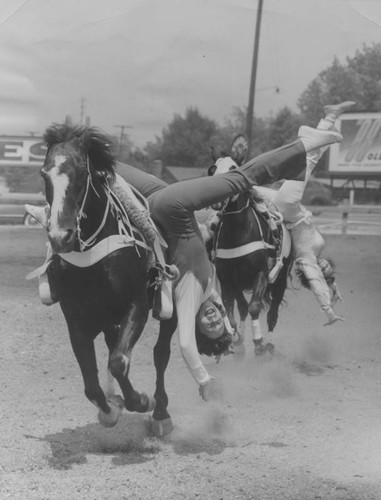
[38,273,57,306]
[159,278,173,319]
[268,259,283,284]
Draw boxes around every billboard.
[0,136,46,167]
[328,113,381,177]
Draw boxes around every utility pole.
[80,98,86,125]
[246,0,264,157]
[114,125,133,158]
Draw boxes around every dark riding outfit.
[116,140,307,386]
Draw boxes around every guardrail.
[308,204,381,214]
[307,204,381,235]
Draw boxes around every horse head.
[41,121,115,253]
[208,134,249,211]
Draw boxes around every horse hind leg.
[151,314,177,437]
[102,326,126,418]
[267,257,290,333]
[234,290,249,350]
[68,323,122,427]
[221,285,241,339]
[248,272,274,356]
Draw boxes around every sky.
[0,0,380,147]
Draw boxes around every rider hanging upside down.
[255,101,355,325]
[29,124,342,400]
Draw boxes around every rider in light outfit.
[255,101,355,325]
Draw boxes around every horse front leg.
[248,271,274,356]
[108,298,154,414]
[151,314,177,437]
[220,284,239,337]
[68,323,121,427]
[235,289,249,347]
[267,258,290,333]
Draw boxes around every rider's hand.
[323,311,345,326]
[199,377,224,402]
[331,284,344,305]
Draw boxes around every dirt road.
[0,227,380,499]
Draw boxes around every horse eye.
[229,165,237,171]
[208,165,216,176]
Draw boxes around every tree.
[266,106,303,151]
[298,43,381,124]
[150,107,218,167]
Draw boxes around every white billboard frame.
[328,112,381,177]
[0,136,46,167]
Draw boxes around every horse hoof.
[98,401,122,428]
[232,332,244,347]
[151,417,174,437]
[265,342,275,354]
[254,342,275,356]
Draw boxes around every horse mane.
[44,120,116,175]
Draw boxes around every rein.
[76,157,111,251]
[219,196,265,240]
[75,158,150,254]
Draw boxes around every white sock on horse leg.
[251,319,262,341]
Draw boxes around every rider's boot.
[38,243,58,306]
[268,257,284,284]
[323,101,356,123]
[39,273,58,306]
[298,126,342,153]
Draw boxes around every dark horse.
[208,135,292,355]
[39,122,175,435]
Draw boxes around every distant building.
[0,135,45,193]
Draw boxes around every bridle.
[75,157,111,251]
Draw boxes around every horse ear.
[230,134,248,166]
[210,145,218,162]
[77,129,90,151]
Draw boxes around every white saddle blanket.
[26,234,138,279]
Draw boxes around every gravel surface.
[1,227,380,500]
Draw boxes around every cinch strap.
[215,241,274,259]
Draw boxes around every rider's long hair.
[195,325,233,357]
[296,257,336,289]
